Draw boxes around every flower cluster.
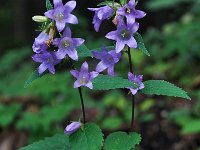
[89,0,146,94]
[32,0,84,75]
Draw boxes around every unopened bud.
[32,16,48,23]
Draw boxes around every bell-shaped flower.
[53,27,84,60]
[93,46,121,76]
[64,121,81,135]
[45,0,78,32]
[70,62,99,89]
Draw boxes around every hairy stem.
[127,47,135,131]
[69,58,86,124]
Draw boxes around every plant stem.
[127,47,135,131]
[68,58,86,124]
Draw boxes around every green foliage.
[134,32,150,56]
[93,75,138,90]
[102,117,123,130]
[20,134,70,150]
[46,0,53,10]
[120,0,126,6]
[141,80,191,100]
[24,70,43,88]
[69,123,104,150]
[104,132,141,150]
[97,1,115,7]
[77,44,92,58]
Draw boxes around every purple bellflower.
[45,0,78,32]
[32,51,61,75]
[70,62,99,89]
[106,20,139,53]
[127,72,144,95]
[64,121,81,135]
[117,0,146,24]
[53,27,85,60]
[88,6,113,32]
[32,31,49,53]
[92,46,121,76]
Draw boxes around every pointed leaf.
[46,0,53,10]
[69,123,103,150]
[104,132,141,150]
[97,1,114,7]
[77,44,92,58]
[93,75,138,90]
[20,134,70,150]
[141,80,191,100]
[134,32,150,56]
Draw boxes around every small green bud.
[32,16,48,23]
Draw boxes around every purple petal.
[96,61,108,73]
[73,38,85,47]
[116,40,125,53]
[44,10,54,19]
[65,14,78,24]
[52,38,61,46]
[130,22,139,33]
[64,122,81,135]
[127,36,137,49]
[56,49,67,59]
[56,21,66,32]
[139,83,145,90]
[108,66,114,76]
[90,71,99,79]
[32,54,43,63]
[128,72,135,81]
[130,88,138,95]
[74,80,82,88]
[93,18,101,32]
[53,0,63,8]
[88,8,99,11]
[66,48,78,61]
[134,10,146,19]
[85,82,93,89]
[126,15,136,25]
[105,31,117,40]
[109,50,121,63]
[48,65,56,74]
[38,63,48,75]
[128,0,136,7]
[63,27,72,37]
[116,7,125,16]
[70,70,79,78]
[64,1,76,13]
[80,62,89,74]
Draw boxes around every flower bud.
[64,122,81,135]
[32,16,48,23]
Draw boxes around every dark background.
[0,0,200,150]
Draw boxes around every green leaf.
[20,134,70,150]
[141,80,191,100]
[69,123,103,150]
[104,132,141,150]
[97,1,114,7]
[93,75,138,90]
[24,70,45,88]
[77,44,92,58]
[46,0,53,10]
[120,0,126,5]
[134,32,150,56]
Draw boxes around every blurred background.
[0,0,199,149]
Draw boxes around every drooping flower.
[64,121,81,135]
[45,0,78,32]
[53,27,85,60]
[32,31,49,53]
[88,6,113,32]
[117,0,146,24]
[92,46,121,76]
[70,62,99,89]
[127,72,144,95]
[32,51,61,75]
[106,21,139,53]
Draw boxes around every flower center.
[62,40,70,48]
[55,12,64,22]
[80,76,88,84]
[121,29,131,39]
[125,7,131,14]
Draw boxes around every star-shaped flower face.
[88,6,113,32]
[70,62,99,89]
[32,51,61,75]
[53,27,85,60]
[32,31,49,53]
[127,72,145,95]
[93,46,121,76]
[106,21,139,53]
[117,0,146,24]
[45,0,78,32]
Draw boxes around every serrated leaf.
[20,134,70,150]
[24,70,45,88]
[69,123,103,150]
[134,32,150,56]
[93,75,138,90]
[97,1,114,7]
[77,44,92,58]
[141,80,191,100]
[104,132,141,150]
[46,0,53,10]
